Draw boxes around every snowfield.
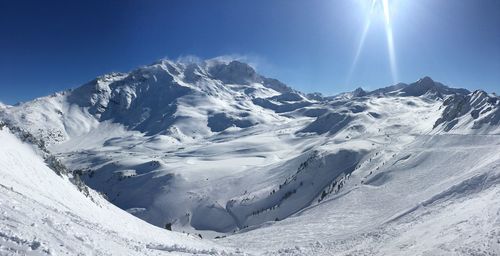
[1,57,499,255]
[0,127,240,255]
[219,134,500,255]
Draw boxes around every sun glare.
[348,0,399,84]
[347,0,377,85]
[382,0,398,83]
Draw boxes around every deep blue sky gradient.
[1,0,499,104]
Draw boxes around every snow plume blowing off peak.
[1,56,499,255]
[0,56,295,144]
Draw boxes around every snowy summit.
[1,57,499,255]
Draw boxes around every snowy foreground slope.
[220,134,500,255]
[1,57,500,255]
[0,127,239,255]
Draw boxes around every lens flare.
[346,0,377,85]
[383,0,398,83]
[347,0,399,85]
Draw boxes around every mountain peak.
[208,60,260,85]
[400,76,469,98]
[413,76,437,91]
[352,87,367,97]
[417,76,434,84]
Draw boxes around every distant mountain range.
[1,57,499,255]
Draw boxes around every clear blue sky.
[1,0,499,104]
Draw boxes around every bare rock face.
[434,90,500,131]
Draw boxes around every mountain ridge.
[0,57,481,145]
[1,57,499,255]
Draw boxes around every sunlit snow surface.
[0,128,238,255]
[1,59,499,255]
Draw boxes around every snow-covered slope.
[220,131,500,255]
[433,90,500,133]
[0,59,291,145]
[1,57,499,255]
[0,126,239,255]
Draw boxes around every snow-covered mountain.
[1,57,499,255]
[434,89,500,133]
[0,59,294,145]
[0,124,237,255]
